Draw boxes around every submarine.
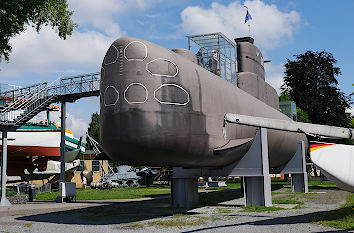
[99,34,307,170]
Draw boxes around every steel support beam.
[1,131,11,206]
[275,141,308,193]
[242,128,272,207]
[59,101,66,183]
[291,141,308,193]
[57,101,66,203]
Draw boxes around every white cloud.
[264,62,285,94]
[0,27,114,77]
[180,0,301,50]
[1,0,164,77]
[28,108,88,137]
[68,0,163,36]
[346,107,354,117]
[66,112,89,138]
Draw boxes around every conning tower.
[235,37,279,110]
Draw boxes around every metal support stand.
[278,141,308,193]
[239,128,272,206]
[171,167,199,208]
[1,131,11,206]
[170,128,272,207]
[57,101,66,203]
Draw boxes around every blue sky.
[0,0,353,136]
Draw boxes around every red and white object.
[310,143,354,192]
[0,130,60,157]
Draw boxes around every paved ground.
[0,186,352,233]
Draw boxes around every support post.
[60,101,66,182]
[277,141,308,193]
[1,131,11,206]
[291,141,308,193]
[242,128,272,207]
[171,167,199,208]
[57,101,66,203]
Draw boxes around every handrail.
[0,82,48,113]
[0,82,47,96]
[0,72,100,127]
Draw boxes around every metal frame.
[187,32,237,85]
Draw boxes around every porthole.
[104,45,119,65]
[104,86,119,106]
[154,84,189,106]
[124,83,148,104]
[146,58,178,77]
[124,41,147,61]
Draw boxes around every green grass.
[203,182,241,190]
[6,190,17,196]
[35,187,170,200]
[272,200,303,205]
[146,216,208,228]
[241,205,284,212]
[272,199,303,209]
[314,193,354,230]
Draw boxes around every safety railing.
[0,72,100,128]
[0,82,48,112]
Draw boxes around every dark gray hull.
[100,37,307,169]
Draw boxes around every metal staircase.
[0,72,100,129]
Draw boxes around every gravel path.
[0,187,352,233]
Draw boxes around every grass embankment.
[35,186,170,200]
[315,193,354,230]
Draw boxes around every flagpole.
[244,5,251,37]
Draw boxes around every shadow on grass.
[308,185,341,191]
[17,188,244,225]
[17,197,195,225]
[17,183,288,225]
[181,207,354,233]
[199,189,243,206]
[314,205,354,230]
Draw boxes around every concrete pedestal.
[244,176,272,206]
[292,174,307,193]
[171,177,198,208]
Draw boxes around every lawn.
[315,192,354,230]
[34,179,334,201]
[35,186,170,200]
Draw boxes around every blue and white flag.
[244,10,252,23]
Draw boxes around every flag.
[244,10,252,23]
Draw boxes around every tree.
[296,107,311,123]
[282,51,352,127]
[86,112,100,150]
[348,118,354,128]
[0,0,77,62]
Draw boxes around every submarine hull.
[100,37,307,169]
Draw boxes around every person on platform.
[209,49,219,75]
[196,47,204,66]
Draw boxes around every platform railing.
[0,82,48,112]
[0,72,100,128]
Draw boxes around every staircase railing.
[0,72,100,128]
[0,82,48,112]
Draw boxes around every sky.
[0,0,353,137]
